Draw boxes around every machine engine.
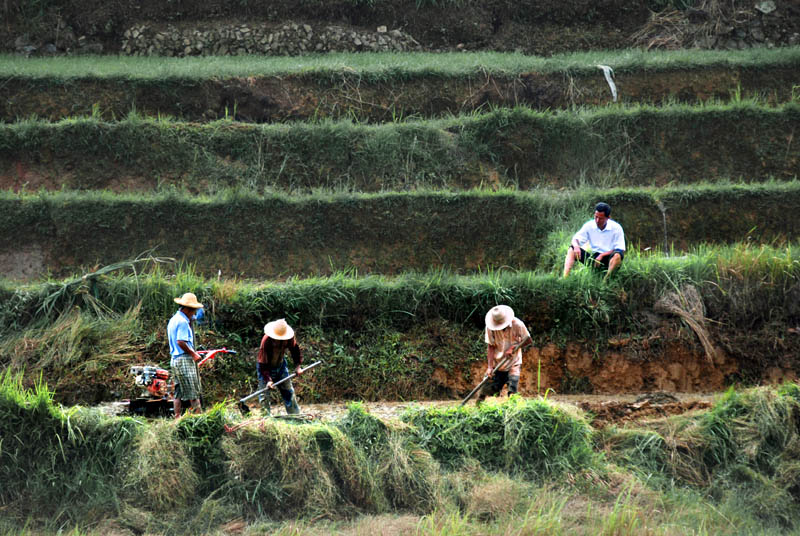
[130,365,171,398]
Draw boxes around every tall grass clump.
[1,305,143,372]
[595,428,673,488]
[603,384,800,531]
[0,371,140,526]
[337,402,443,512]
[222,418,380,519]
[694,385,800,530]
[175,405,230,496]
[404,396,594,478]
[121,420,200,514]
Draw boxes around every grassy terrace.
[2,48,799,122]
[1,183,799,279]
[3,350,800,533]
[4,49,799,79]
[2,6,800,532]
[1,242,797,404]
[2,103,798,193]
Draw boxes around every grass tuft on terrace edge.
[1,47,799,80]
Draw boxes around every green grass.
[403,395,595,476]
[0,182,799,289]
[0,241,797,406]
[2,103,797,192]
[4,380,800,534]
[0,371,141,526]
[1,239,797,340]
[1,47,799,80]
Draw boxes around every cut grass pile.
[403,395,595,477]
[5,376,800,534]
[0,371,140,526]
[599,384,800,531]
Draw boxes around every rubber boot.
[258,390,271,416]
[286,393,300,414]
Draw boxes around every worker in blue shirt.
[167,292,204,418]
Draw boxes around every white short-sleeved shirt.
[573,218,625,253]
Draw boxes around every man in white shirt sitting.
[563,202,626,280]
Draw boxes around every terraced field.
[1,0,800,533]
[1,0,799,397]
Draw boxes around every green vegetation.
[2,104,797,193]
[404,395,594,476]
[0,242,797,404]
[2,48,799,79]
[4,373,800,534]
[0,371,140,526]
[2,0,798,531]
[0,183,798,279]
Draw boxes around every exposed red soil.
[430,341,739,398]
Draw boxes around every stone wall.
[121,22,421,57]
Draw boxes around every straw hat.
[264,318,295,340]
[485,305,514,331]
[174,292,204,309]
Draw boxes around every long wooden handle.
[459,338,525,406]
[239,360,323,403]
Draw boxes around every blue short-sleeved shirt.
[168,310,194,358]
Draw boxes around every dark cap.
[594,202,611,216]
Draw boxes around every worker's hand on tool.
[295,366,303,376]
[571,244,581,262]
[266,380,274,390]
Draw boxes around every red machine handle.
[197,347,237,367]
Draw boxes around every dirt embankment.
[430,340,740,400]
[2,65,797,125]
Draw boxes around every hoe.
[460,339,525,406]
[237,360,324,415]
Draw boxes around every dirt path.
[297,392,718,428]
[104,391,717,427]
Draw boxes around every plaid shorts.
[171,353,202,400]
